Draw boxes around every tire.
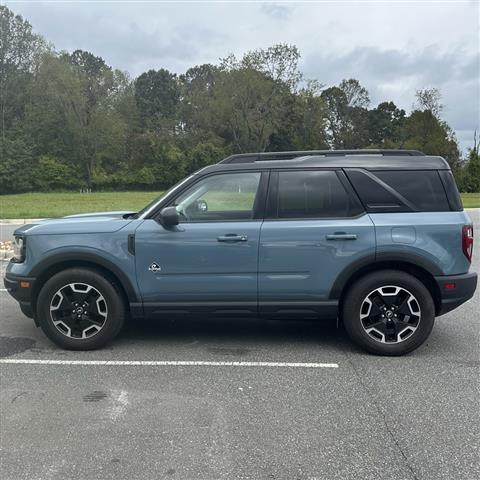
[36,268,125,350]
[342,270,435,356]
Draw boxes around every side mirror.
[196,199,208,213]
[158,207,179,227]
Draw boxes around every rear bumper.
[3,272,36,318]
[434,272,477,316]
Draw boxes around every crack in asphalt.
[343,350,420,480]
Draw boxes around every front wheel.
[37,268,125,350]
[342,270,435,356]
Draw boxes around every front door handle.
[326,233,358,240]
[217,234,248,243]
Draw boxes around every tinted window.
[346,170,408,212]
[173,172,261,222]
[439,170,463,211]
[374,170,450,212]
[275,170,354,218]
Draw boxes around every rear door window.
[273,170,359,218]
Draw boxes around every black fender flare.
[329,251,443,300]
[29,249,139,303]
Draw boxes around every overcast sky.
[6,0,480,154]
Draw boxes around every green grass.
[0,191,479,219]
[460,193,480,208]
[0,191,162,219]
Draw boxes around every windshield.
[134,173,197,219]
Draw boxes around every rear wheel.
[342,270,435,355]
[37,268,125,350]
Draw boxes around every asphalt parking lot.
[1,211,479,480]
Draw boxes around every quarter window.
[275,170,354,218]
[173,172,261,222]
[345,169,452,212]
[374,170,450,212]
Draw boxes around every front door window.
[173,172,261,222]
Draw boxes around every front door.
[135,171,266,316]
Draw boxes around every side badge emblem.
[148,262,161,273]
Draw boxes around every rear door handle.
[217,234,248,243]
[326,233,358,240]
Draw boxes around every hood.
[64,211,135,219]
[14,211,137,236]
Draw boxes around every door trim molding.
[133,300,339,320]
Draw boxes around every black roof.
[208,149,450,172]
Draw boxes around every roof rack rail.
[219,149,425,164]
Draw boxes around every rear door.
[258,169,376,316]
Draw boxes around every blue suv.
[5,150,477,355]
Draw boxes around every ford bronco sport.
[5,149,477,355]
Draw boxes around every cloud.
[92,21,227,76]
[303,46,478,87]
[302,46,479,152]
[260,3,292,20]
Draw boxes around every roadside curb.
[1,240,13,261]
[0,219,45,224]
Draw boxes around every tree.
[339,79,370,108]
[180,63,220,137]
[320,80,370,149]
[269,80,328,151]
[218,44,303,152]
[182,45,303,153]
[129,133,186,188]
[460,132,480,192]
[464,149,480,192]
[32,155,80,191]
[415,88,443,118]
[367,102,406,146]
[134,69,180,131]
[400,110,460,170]
[26,52,128,187]
[182,64,219,93]
[320,86,348,148]
[186,140,226,172]
[232,43,302,90]
[0,5,47,140]
[0,135,35,193]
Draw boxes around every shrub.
[32,156,83,191]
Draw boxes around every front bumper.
[3,272,36,318]
[434,271,477,316]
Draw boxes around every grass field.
[1,191,479,218]
[460,193,480,208]
[0,191,163,219]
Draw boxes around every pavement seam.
[343,350,420,480]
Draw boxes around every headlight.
[13,236,25,262]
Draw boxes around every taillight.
[462,225,474,262]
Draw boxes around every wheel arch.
[331,257,442,316]
[30,253,139,315]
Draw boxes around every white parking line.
[0,359,339,368]
[0,289,8,292]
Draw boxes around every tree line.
[1,5,478,194]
